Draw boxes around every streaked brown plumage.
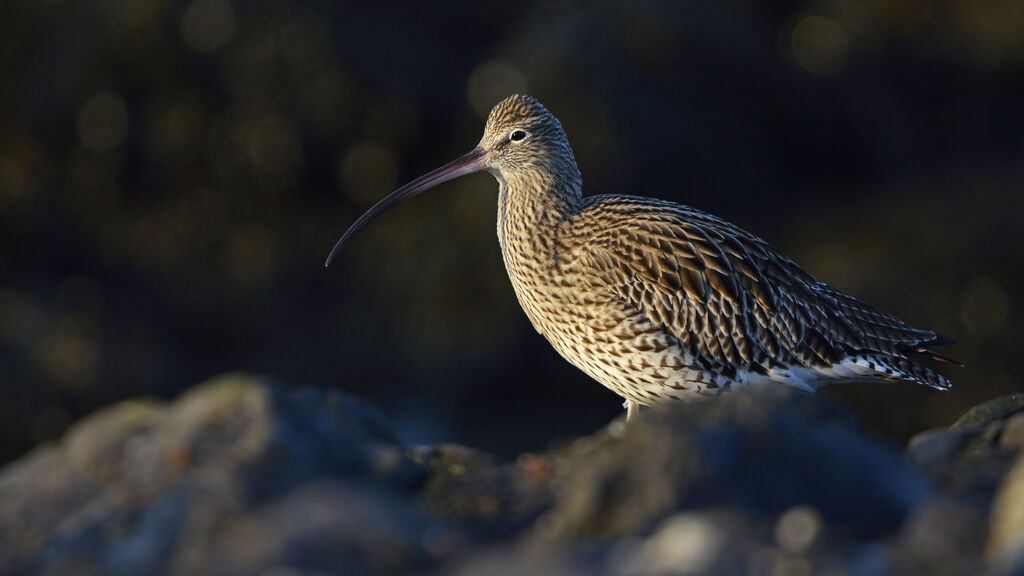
[326,95,957,420]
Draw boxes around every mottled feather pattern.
[477,95,953,409]
[563,195,951,392]
[336,94,955,416]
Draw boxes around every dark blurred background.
[1,0,1021,465]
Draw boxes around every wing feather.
[569,195,944,372]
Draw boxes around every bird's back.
[548,194,953,396]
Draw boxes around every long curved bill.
[324,147,488,269]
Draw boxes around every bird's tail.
[900,335,964,367]
[844,353,953,391]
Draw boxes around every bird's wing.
[567,195,942,372]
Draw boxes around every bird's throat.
[495,173,578,280]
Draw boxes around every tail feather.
[905,348,964,367]
[844,354,952,391]
[899,333,964,368]
[895,356,952,390]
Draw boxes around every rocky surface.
[1,374,1022,576]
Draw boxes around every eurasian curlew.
[326,95,957,420]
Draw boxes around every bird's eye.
[509,129,528,142]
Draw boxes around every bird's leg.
[625,399,641,422]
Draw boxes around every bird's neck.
[495,167,582,265]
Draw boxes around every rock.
[0,373,438,576]
[906,426,982,468]
[176,481,445,576]
[531,385,929,543]
[412,444,551,531]
[1000,413,1024,450]
[907,393,1024,499]
[952,393,1024,428]
[988,452,1024,570]
[893,496,988,575]
[2,375,1020,575]
[896,393,1024,576]
[613,509,752,575]
[447,546,599,576]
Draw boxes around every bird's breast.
[497,207,571,331]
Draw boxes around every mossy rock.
[953,393,1024,428]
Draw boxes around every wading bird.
[326,95,956,420]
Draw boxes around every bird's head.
[324,95,579,268]
[477,94,575,179]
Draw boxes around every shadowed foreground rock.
[0,374,442,576]
[1,374,1021,575]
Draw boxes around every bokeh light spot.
[223,224,278,288]
[180,0,236,53]
[775,505,822,553]
[961,276,1008,336]
[953,1,1024,66]
[467,60,527,117]
[340,142,398,204]
[78,92,129,153]
[634,513,723,574]
[791,16,849,75]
